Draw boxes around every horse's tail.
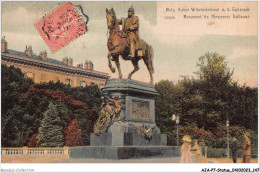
[147,44,154,74]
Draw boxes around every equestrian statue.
[106,6,154,84]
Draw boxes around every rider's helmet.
[128,5,134,14]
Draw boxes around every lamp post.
[176,115,180,146]
[226,120,230,158]
[172,114,180,146]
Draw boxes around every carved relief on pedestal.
[131,99,150,120]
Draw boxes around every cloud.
[229,47,258,59]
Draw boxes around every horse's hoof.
[111,68,115,73]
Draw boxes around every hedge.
[207,147,258,158]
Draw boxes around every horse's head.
[106,8,116,29]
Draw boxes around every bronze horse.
[105,8,154,84]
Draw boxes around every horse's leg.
[113,55,122,79]
[107,52,115,73]
[143,57,154,85]
[128,58,140,79]
[108,45,123,74]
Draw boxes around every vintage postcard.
[1,1,259,172]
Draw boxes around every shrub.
[207,147,227,158]
[65,119,83,146]
[27,134,37,147]
[176,126,217,146]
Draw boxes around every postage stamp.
[1,1,259,173]
[34,2,87,52]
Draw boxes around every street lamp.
[176,115,180,146]
[226,120,230,158]
[172,114,180,146]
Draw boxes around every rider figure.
[118,6,140,59]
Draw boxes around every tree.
[65,119,83,146]
[37,102,64,147]
[1,65,34,147]
[154,52,257,150]
[194,53,234,130]
[27,134,37,147]
[155,80,176,132]
[33,82,101,145]
[1,65,33,116]
[1,104,30,147]
[195,52,233,84]
[63,85,102,145]
[1,65,101,147]
[175,79,206,128]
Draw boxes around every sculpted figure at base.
[129,124,156,142]
[105,7,154,84]
[93,96,124,135]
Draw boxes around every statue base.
[90,122,167,146]
[70,146,180,159]
[69,79,180,159]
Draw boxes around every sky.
[1,1,258,87]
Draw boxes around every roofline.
[1,52,110,79]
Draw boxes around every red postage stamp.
[34,2,87,52]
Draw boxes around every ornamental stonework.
[131,99,150,120]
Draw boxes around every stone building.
[1,37,109,88]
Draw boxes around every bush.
[251,145,258,158]
[166,132,176,146]
[207,147,227,158]
[27,134,37,147]
[177,126,217,146]
[207,147,257,158]
[65,119,83,146]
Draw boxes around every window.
[65,79,73,85]
[25,72,35,81]
[55,77,60,83]
[41,74,46,82]
[99,84,104,89]
[80,81,86,87]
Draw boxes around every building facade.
[1,37,110,88]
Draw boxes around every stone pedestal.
[70,146,180,159]
[69,79,180,159]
